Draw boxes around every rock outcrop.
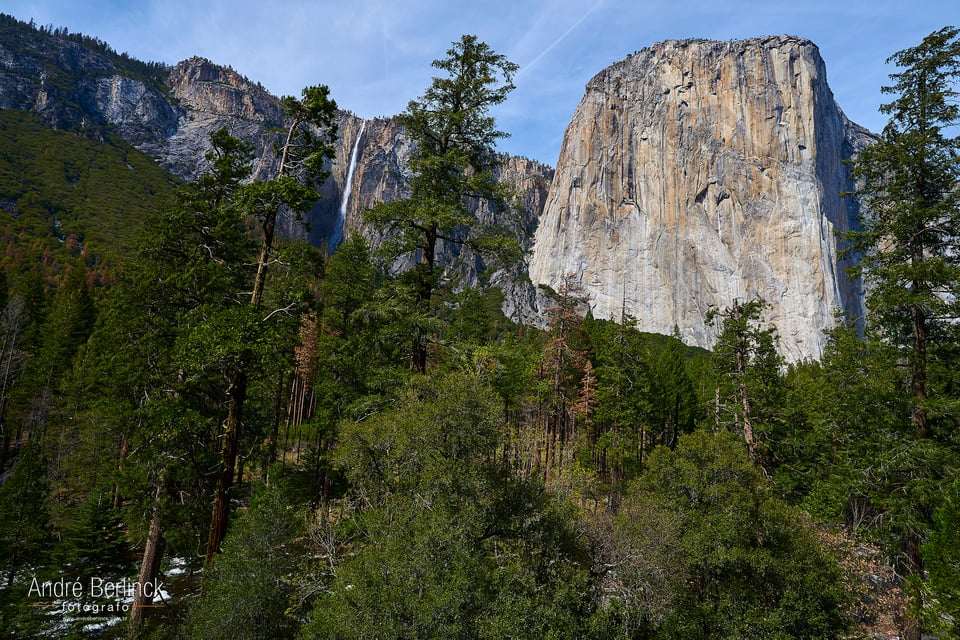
[159,57,286,182]
[302,112,553,280]
[0,19,552,268]
[528,36,869,360]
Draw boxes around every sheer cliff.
[1,20,872,356]
[528,36,870,360]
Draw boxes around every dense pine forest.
[0,17,958,640]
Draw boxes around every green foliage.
[646,329,700,447]
[612,430,851,639]
[846,26,960,434]
[363,35,521,371]
[303,373,599,639]
[923,479,960,636]
[275,85,339,187]
[56,489,130,586]
[0,442,49,585]
[185,485,303,640]
[791,323,906,524]
[27,263,96,391]
[583,316,650,483]
[334,372,501,504]
[68,128,262,567]
[319,231,376,339]
[0,110,178,267]
[707,299,784,463]
[842,28,960,636]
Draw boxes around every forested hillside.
[0,110,179,262]
[0,19,957,640]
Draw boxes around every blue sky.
[3,0,955,164]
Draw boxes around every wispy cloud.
[2,0,953,163]
[516,0,604,78]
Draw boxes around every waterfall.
[333,121,366,249]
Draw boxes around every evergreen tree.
[364,35,520,372]
[0,295,29,472]
[302,373,599,639]
[55,487,131,610]
[79,127,262,630]
[0,444,49,636]
[286,232,383,504]
[646,330,698,450]
[206,86,338,562]
[584,315,649,485]
[534,277,589,484]
[923,479,960,636]
[846,27,960,639]
[706,299,783,462]
[0,442,48,587]
[186,485,303,640]
[611,430,851,639]
[847,26,960,438]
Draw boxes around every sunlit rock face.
[161,57,285,182]
[313,112,553,285]
[529,36,870,360]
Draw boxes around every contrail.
[518,0,604,77]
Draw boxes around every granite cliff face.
[159,57,286,182]
[307,112,552,280]
[528,36,869,360]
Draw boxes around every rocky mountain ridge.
[0,16,553,264]
[1,17,872,358]
[529,35,871,360]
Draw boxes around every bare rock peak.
[530,35,866,361]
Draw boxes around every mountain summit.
[0,18,871,358]
[529,36,871,360]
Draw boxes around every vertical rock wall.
[528,36,868,360]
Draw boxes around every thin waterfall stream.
[333,121,366,248]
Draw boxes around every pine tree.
[205,87,337,562]
[0,442,48,585]
[585,315,649,485]
[0,443,49,635]
[847,26,960,438]
[57,488,130,588]
[706,299,783,461]
[845,27,960,640]
[302,373,598,639]
[91,127,260,629]
[364,35,520,372]
[537,276,589,482]
[923,479,960,636]
[612,430,852,638]
[186,485,303,640]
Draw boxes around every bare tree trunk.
[206,369,246,563]
[129,481,166,631]
[901,530,924,640]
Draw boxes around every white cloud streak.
[516,0,604,78]
[2,0,954,163]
